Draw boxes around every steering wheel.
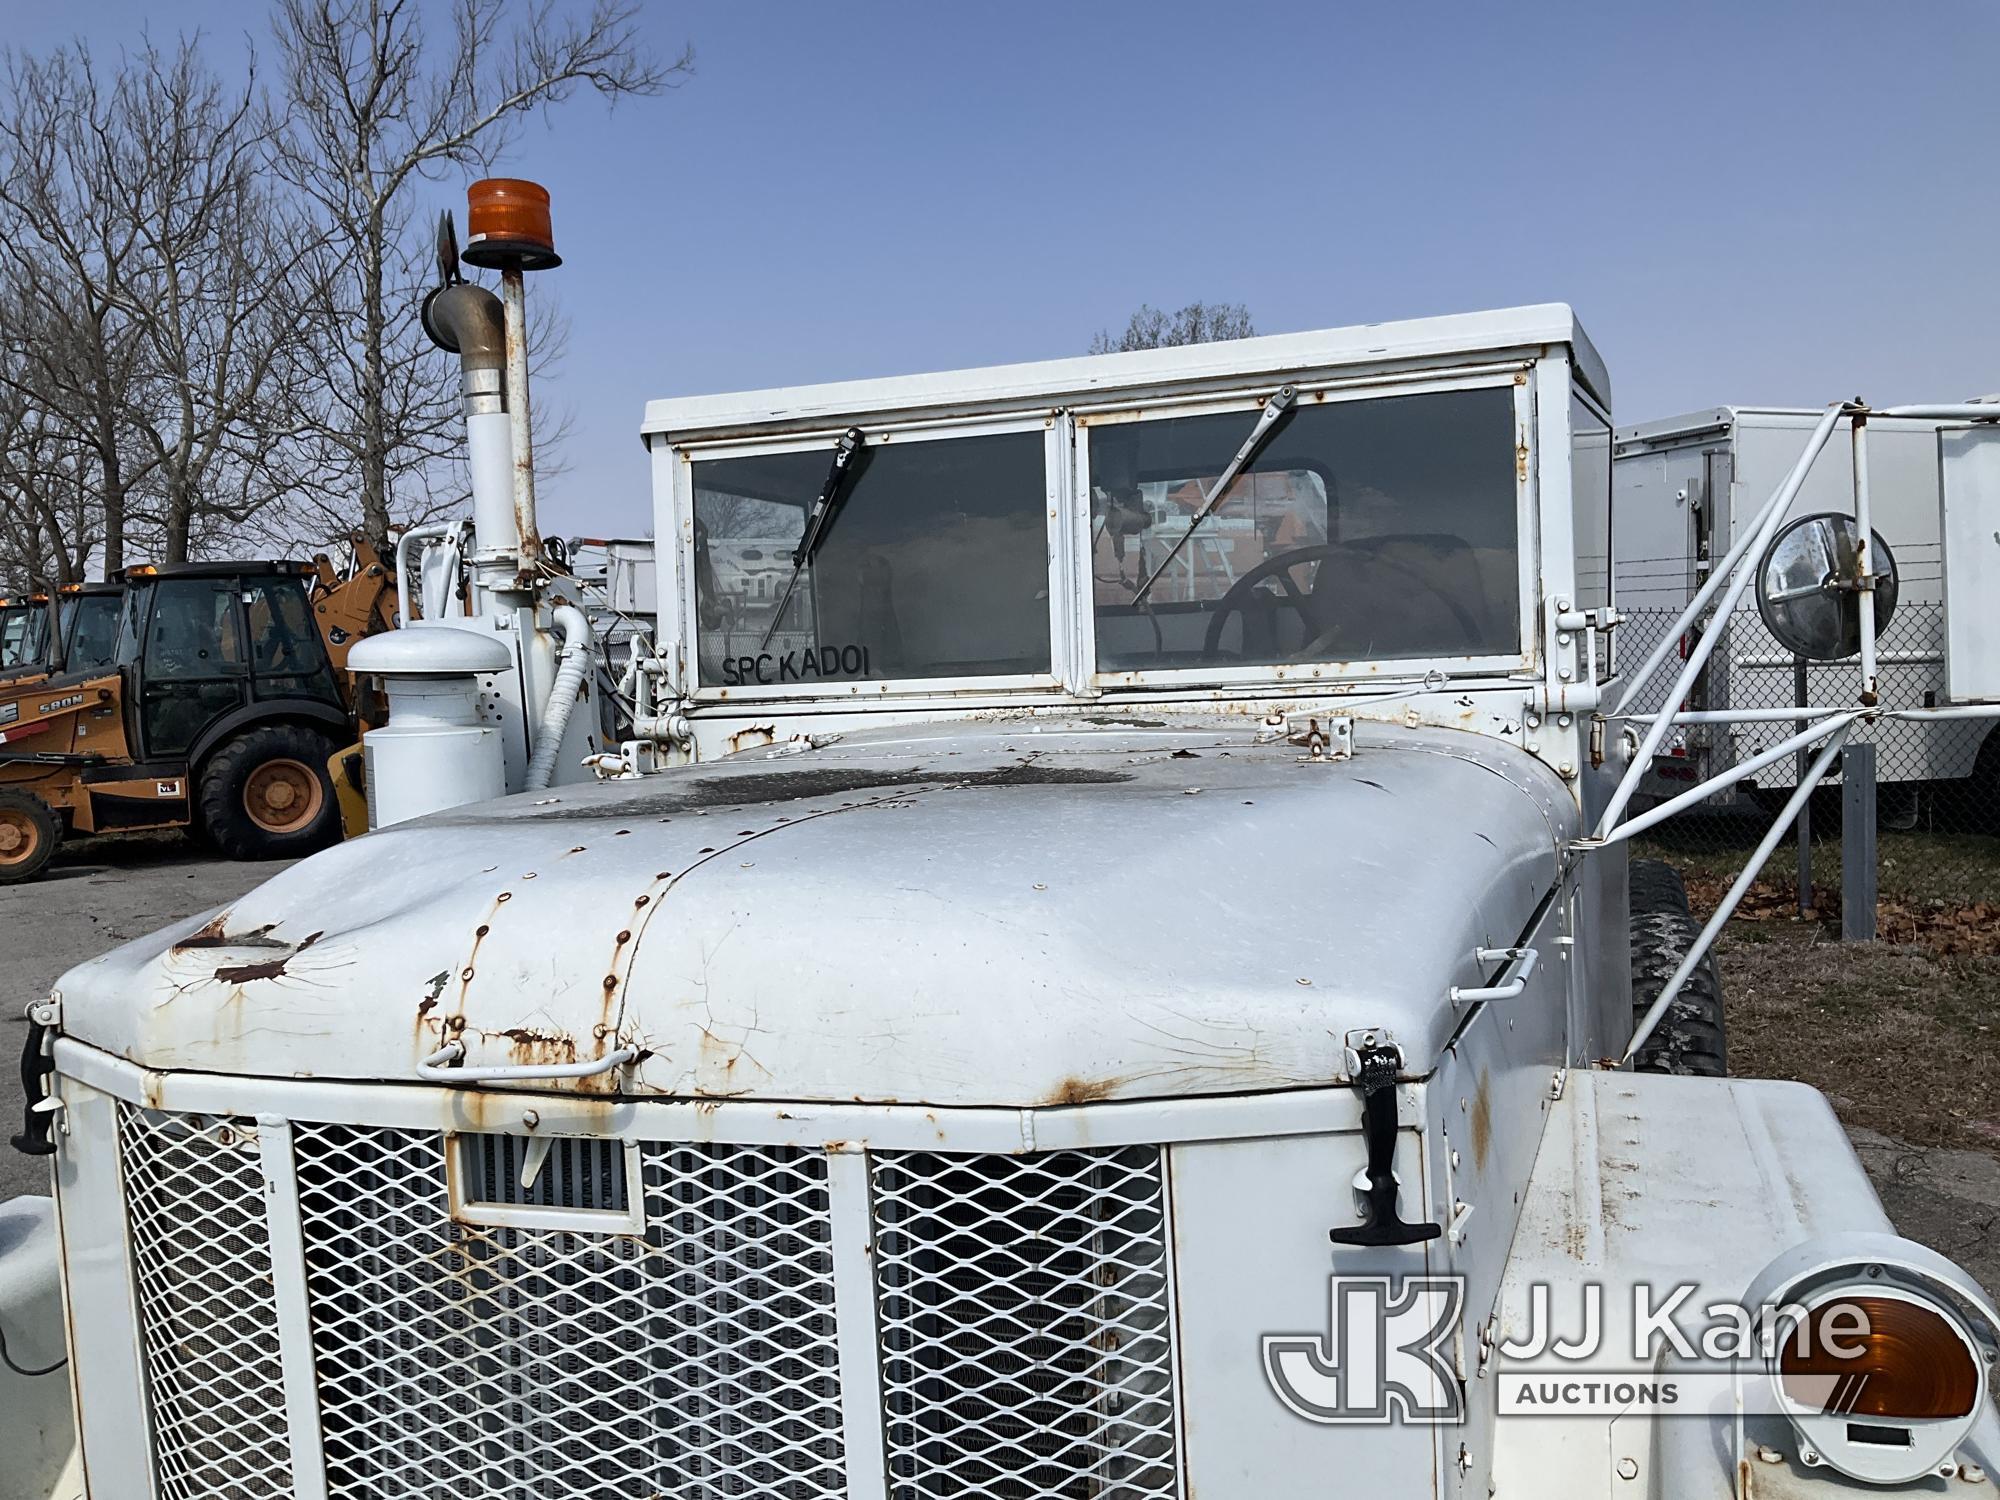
[1201,543,1484,660]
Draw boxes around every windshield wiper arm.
[760,426,865,650]
[1128,384,1297,608]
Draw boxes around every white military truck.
[6,237,2000,1500]
[1613,406,1999,817]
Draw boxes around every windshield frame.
[663,362,1546,707]
[1075,366,1538,692]
[671,411,1070,704]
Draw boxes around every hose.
[525,604,595,791]
[0,1320,65,1379]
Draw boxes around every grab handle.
[1449,946,1540,1005]
[418,1040,639,1084]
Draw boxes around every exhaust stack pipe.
[421,267,514,570]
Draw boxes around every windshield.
[1090,385,1521,670]
[64,593,122,674]
[693,429,1050,687]
[0,604,48,671]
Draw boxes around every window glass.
[245,579,327,678]
[145,579,243,680]
[0,607,32,669]
[141,579,246,756]
[693,429,1051,687]
[1571,393,1612,614]
[247,577,339,703]
[64,594,122,674]
[1090,386,1521,670]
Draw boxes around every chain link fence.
[1613,599,2000,924]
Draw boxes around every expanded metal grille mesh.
[290,1125,844,1500]
[872,1146,1178,1500]
[120,1106,295,1500]
[114,1117,1185,1499]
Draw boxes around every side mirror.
[1755,512,1899,661]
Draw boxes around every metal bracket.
[1287,714,1353,762]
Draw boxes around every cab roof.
[125,560,312,581]
[643,303,1608,443]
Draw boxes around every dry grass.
[1635,827,2000,1152]
[1717,923,2000,1152]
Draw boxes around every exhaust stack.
[420,261,513,577]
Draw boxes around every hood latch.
[1329,1041,1441,1248]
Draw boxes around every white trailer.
[1612,406,1998,812]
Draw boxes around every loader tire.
[199,725,340,861]
[0,789,58,884]
[1628,857,1727,1077]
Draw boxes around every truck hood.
[54,716,1577,1107]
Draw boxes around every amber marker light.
[462,178,561,271]
[1779,1294,1980,1420]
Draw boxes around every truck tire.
[1628,857,1727,1077]
[0,789,58,884]
[198,725,340,861]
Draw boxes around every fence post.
[1841,741,1877,941]
[1795,655,1812,913]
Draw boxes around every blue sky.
[14,1,2000,539]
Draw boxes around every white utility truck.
[5,183,2000,1500]
[1613,406,1998,815]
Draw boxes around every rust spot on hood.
[213,931,323,984]
[1470,1067,1493,1174]
[173,912,234,950]
[1048,1076,1119,1106]
[173,912,283,952]
[499,1027,579,1066]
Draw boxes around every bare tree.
[1089,301,1256,354]
[0,41,321,572]
[0,46,154,572]
[0,318,102,590]
[108,45,327,562]
[268,0,688,551]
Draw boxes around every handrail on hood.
[417,1040,638,1085]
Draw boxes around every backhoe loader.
[0,545,394,882]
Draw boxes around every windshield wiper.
[760,426,865,650]
[1128,384,1297,608]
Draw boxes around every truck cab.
[16,306,1996,1500]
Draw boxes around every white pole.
[501,267,541,569]
[1596,711,1859,848]
[1616,706,1851,726]
[1851,415,1878,704]
[1876,403,2000,420]
[1622,725,1850,1064]
[1610,404,1848,719]
[1598,403,1847,835]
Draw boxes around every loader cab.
[56,583,124,678]
[118,563,346,761]
[0,595,53,679]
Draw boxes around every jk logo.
[1263,1275,1465,1424]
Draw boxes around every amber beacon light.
[462,178,561,271]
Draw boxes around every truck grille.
[121,1108,295,1500]
[292,1125,845,1500]
[114,1112,1180,1500]
[874,1148,1177,1500]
